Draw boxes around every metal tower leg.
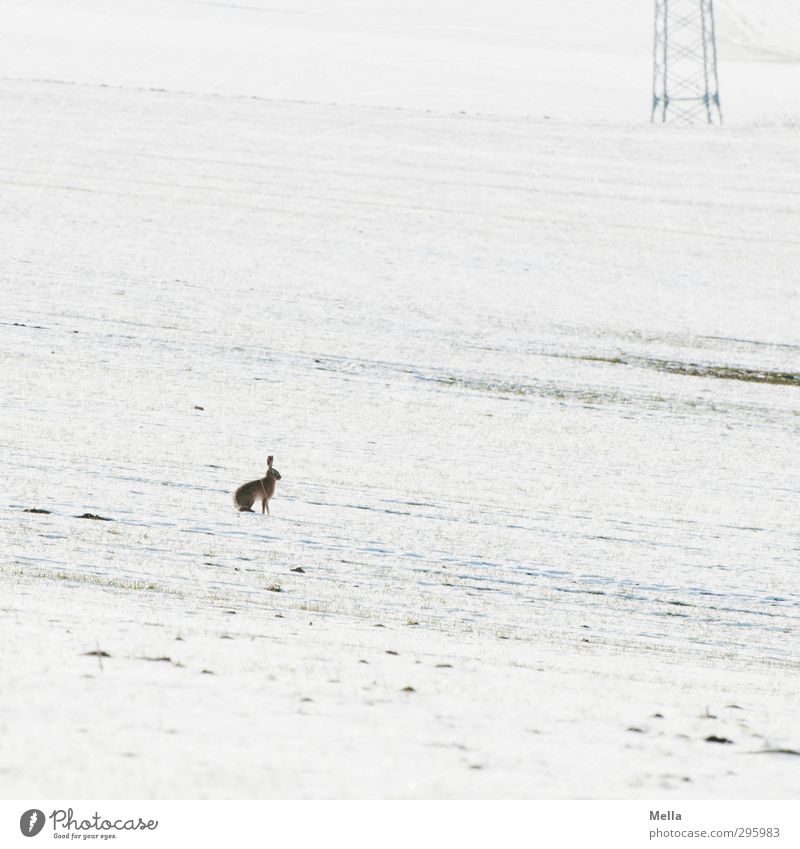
[652,0,722,124]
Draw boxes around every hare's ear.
[267,455,274,467]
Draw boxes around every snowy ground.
[1,1,799,799]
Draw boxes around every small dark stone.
[705,735,733,745]
[83,650,110,658]
[24,508,51,514]
[385,650,398,656]
[76,513,112,521]
[401,686,415,693]
[291,567,305,573]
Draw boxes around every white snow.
[1,0,799,799]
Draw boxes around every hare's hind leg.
[234,494,255,512]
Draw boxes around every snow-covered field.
[1,1,799,799]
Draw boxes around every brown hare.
[233,455,282,514]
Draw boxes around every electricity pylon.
[652,0,722,124]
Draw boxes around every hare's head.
[266,456,281,480]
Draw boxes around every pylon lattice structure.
[652,0,722,124]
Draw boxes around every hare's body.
[233,456,281,514]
